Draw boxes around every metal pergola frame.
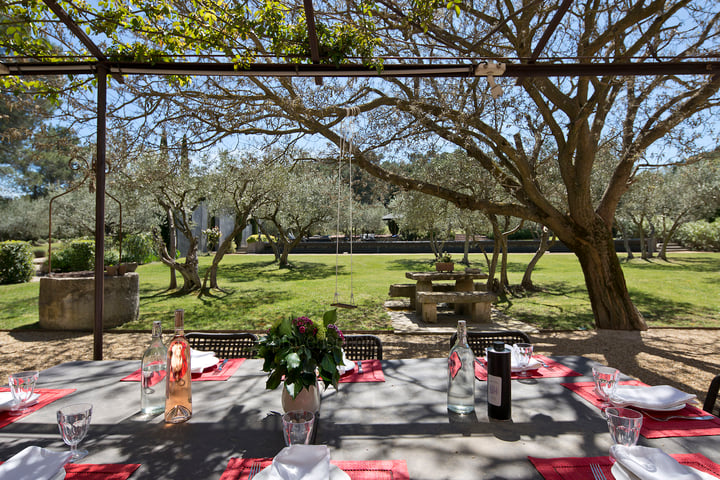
[2,0,718,360]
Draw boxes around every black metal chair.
[449,330,531,357]
[186,332,258,358]
[343,334,383,360]
[704,375,720,417]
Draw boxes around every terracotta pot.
[118,262,138,275]
[105,265,118,276]
[281,381,320,413]
[436,262,454,272]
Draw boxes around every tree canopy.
[2,0,719,330]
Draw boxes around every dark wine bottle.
[487,341,511,421]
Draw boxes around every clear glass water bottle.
[165,309,192,423]
[447,320,475,413]
[141,321,167,415]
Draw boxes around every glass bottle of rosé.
[165,309,192,423]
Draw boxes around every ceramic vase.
[281,381,320,413]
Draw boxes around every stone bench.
[389,282,487,309]
[416,291,497,324]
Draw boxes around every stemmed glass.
[57,403,93,461]
[593,365,619,416]
[516,343,534,377]
[8,371,39,415]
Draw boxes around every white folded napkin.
[0,446,72,480]
[0,392,40,412]
[267,445,330,480]
[610,385,696,410]
[610,445,710,480]
[337,351,355,375]
[190,349,219,374]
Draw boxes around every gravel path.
[1,328,717,407]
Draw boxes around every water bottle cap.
[493,341,505,352]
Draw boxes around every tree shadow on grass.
[623,255,720,273]
[629,289,717,326]
[216,260,340,283]
[497,280,594,330]
[384,258,435,272]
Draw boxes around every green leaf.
[266,369,282,390]
[279,316,292,336]
[320,352,336,373]
[323,309,337,327]
[285,351,301,370]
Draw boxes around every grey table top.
[1,357,718,479]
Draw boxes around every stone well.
[39,272,140,330]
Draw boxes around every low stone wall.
[39,272,139,330]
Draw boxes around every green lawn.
[1,252,718,332]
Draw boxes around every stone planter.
[39,272,140,330]
[436,262,454,272]
[246,241,268,253]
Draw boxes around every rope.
[333,106,360,307]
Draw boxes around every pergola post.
[94,64,107,360]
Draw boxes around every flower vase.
[436,262,454,272]
[281,381,320,413]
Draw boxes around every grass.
[1,252,718,332]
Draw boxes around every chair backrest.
[704,375,720,417]
[449,330,531,357]
[186,332,258,358]
[343,334,383,360]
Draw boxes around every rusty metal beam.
[3,59,717,78]
[303,0,323,86]
[40,0,124,84]
[529,0,574,63]
[94,64,107,361]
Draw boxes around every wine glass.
[8,371,39,415]
[592,365,619,415]
[516,343,534,377]
[57,403,93,461]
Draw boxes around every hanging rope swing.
[331,106,361,309]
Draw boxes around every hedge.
[0,241,35,284]
[50,239,95,272]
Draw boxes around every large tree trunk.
[278,237,303,267]
[166,207,177,290]
[201,222,244,292]
[617,223,634,261]
[257,222,281,262]
[153,227,201,292]
[521,227,555,290]
[462,230,470,265]
[568,227,647,330]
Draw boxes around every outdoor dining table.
[405,270,489,315]
[1,357,719,479]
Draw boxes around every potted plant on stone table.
[435,252,454,272]
[257,309,345,413]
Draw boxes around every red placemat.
[221,458,409,480]
[64,463,141,479]
[339,360,385,383]
[529,453,720,479]
[120,358,246,382]
[0,388,76,429]
[474,355,581,381]
[562,380,720,438]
